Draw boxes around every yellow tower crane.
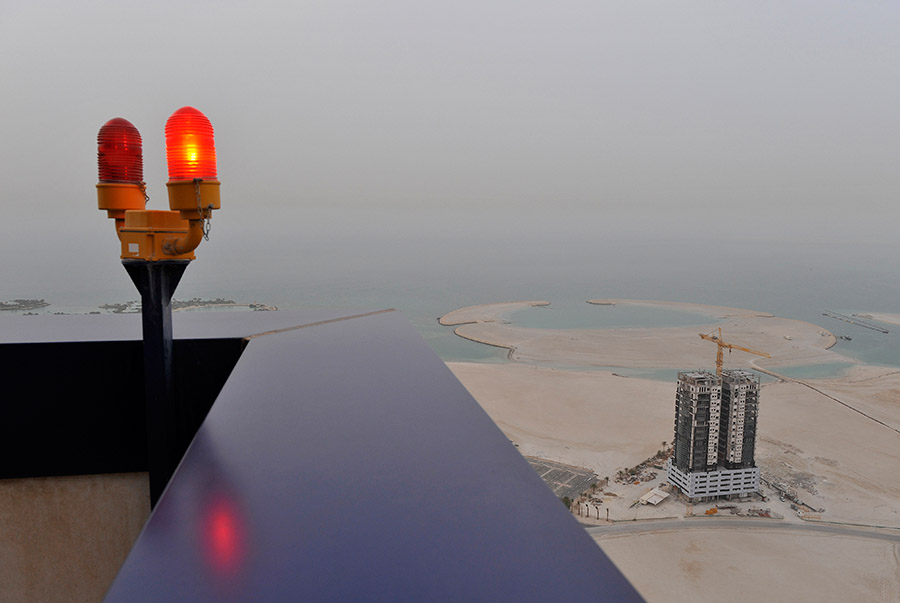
[699,327,770,376]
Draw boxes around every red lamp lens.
[165,106,217,181]
[97,118,143,183]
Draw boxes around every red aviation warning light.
[165,106,217,181]
[97,117,147,229]
[98,118,144,183]
[97,107,221,261]
[165,106,221,219]
[94,107,225,507]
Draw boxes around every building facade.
[672,371,721,474]
[719,369,759,469]
[668,369,760,499]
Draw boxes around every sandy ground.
[757,374,900,526]
[597,528,900,602]
[438,300,550,325]
[447,362,673,480]
[448,361,900,528]
[442,299,900,600]
[857,312,900,327]
[441,299,845,370]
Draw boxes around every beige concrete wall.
[0,473,149,603]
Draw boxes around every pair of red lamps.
[97,107,220,261]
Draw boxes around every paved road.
[587,518,900,543]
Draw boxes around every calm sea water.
[8,225,900,379]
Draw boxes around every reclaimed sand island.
[441,299,900,602]
[441,299,846,370]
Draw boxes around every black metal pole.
[124,259,189,507]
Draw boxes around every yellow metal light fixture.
[97,107,221,261]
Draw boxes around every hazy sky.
[1,1,898,297]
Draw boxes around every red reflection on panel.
[201,492,247,577]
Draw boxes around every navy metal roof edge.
[106,309,642,601]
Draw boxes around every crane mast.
[698,327,770,376]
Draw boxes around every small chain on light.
[194,178,212,240]
[139,182,150,205]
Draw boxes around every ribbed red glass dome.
[165,106,217,180]
[97,118,143,183]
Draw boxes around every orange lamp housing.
[165,107,221,217]
[97,117,146,224]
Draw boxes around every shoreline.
[439,299,843,371]
[173,302,277,312]
[586,298,775,319]
[438,300,549,326]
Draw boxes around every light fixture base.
[119,210,194,261]
[97,182,146,219]
[167,179,220,218]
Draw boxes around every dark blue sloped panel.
[106,310,640,601]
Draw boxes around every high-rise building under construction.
[667,369,760,500]
[719,369,759,469]
[672,371,721,474]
